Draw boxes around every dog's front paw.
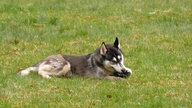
[41,74,51,79]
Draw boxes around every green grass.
[0,0,192,107]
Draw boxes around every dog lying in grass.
[19,38,132,80]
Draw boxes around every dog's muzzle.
[113,69,132,78]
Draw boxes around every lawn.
[0,0,192,107]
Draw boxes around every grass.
[0,0,192,107]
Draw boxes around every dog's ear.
[100,42,107,56]
[113,37,120,49]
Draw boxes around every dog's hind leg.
[38,70,52,79]
[19,67,38,76]
[19,54,71,78]
[37,57,72,79]
[38,62,55,79]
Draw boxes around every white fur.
[20,67,38,76]
[117,55,121,60]
[113,57,117,62]
[120,54,132,74]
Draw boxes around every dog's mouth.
[113,71,131,78]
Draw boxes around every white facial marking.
[117,55,121,61]
[111,64,123,72]
[111,54,132,74]
[113,57,117,62]
[104,53,132,74]
[120,54,132,74]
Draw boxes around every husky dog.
[19,38,132,80]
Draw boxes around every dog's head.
[100,37,132,78]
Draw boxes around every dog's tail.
[18,66,38,76]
